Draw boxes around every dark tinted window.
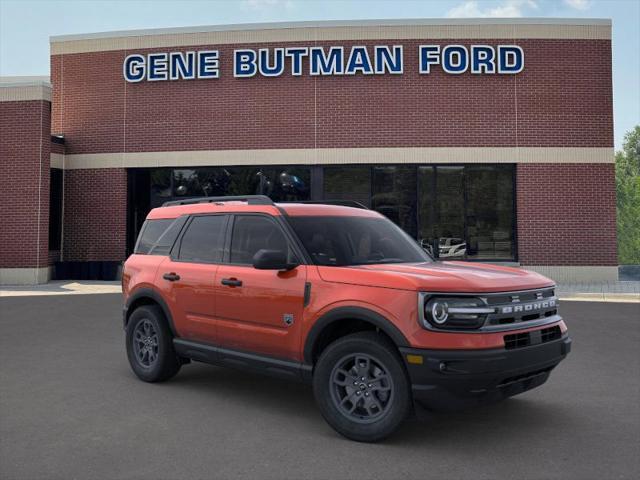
[289,216,430,266]
[48,169,63,250]
[230,216,290,264]
[148,216,187,256]
[178,215,227,263]
[134,219,173,254]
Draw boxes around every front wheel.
[313,332,411,442]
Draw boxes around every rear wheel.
[126,305,181,382]
[313,331,411,442]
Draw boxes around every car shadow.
[144,361,582,447]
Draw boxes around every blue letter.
[470,45,496,74]
[234,49,257,77]
[309,47,344,75]
[124,54,145,82]
[498,46,524,74]
[374,45,403,74]
[442,46,468,74]
[170,52,196,80]
[285,47,308,76]
[198,51,219,79]
[419,45,440,74]
[345,46,373,75]
[147,53,168,81]
[258,48,285,77]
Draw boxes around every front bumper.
[399,334,571,411]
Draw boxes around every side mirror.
[252,249,298,271]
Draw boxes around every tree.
[616,126,640,264]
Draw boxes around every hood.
[316,261,554,293]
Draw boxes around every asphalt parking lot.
[0,295,638,480]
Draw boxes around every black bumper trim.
[399,335,571,410]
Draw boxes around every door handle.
[221,278,242,287]
[162,272,181,282]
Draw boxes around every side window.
[177,215,227,263]
[149,216,188,256]
[230,216,290,264]
[134,219,173,254]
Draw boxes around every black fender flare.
[303,306,410,364]
[124,287,177,336]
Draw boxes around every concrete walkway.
[1,280,639,302]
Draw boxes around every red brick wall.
[51,39,613,154]
[62,168,127,261]
[0,100,50,269]
[517,163,617,266]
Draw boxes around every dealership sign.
[123,45,524,82]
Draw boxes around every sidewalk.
[555,281,640,303]
[1,280,639,302]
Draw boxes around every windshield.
[287,215,432,266]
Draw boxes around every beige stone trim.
[50,153,64,169]
[0,267,50,286]
[51,19,611,55]
[523,266,618,283]
[62,147,614,170]
[0,84,52,102]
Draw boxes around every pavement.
[0,294,639,480]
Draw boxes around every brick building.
[0,18,616,284]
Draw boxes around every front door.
[214,214,307,361]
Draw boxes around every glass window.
[323,166,371,207]
[148,216,188,256]
[48,169,63,251]
[465,165,514,259]
[135,219,174,254]
[288,216,430,266]
[372,166,417,238]
[230,216,290,264]
[178,215,227,263]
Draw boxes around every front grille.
[504,325,562,350]
[484,287,558,327]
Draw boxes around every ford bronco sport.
[122,195,571,442]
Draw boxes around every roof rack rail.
[279,200,369,210]
[162,195,274,207]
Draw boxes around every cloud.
[242,0,294,10]
[563,0,590,10]
[446,0,538,18]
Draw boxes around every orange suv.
[122,195,570,442]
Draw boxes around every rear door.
[156,214,228,344]
[214,214,307,361]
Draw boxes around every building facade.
[0,18,616,284]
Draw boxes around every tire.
[126,305,181,382]
[313,331,411,442]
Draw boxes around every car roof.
[146,201,382,220]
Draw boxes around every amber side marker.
[406,354,423,365]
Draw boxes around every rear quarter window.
[134,218,178,254]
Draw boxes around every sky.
[1,0,638,149]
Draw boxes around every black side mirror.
[252,249,298,271]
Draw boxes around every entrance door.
[214,214,307,361]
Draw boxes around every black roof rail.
[162,195,274,207]
[279,200,369,210]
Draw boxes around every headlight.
[422,296,494,330]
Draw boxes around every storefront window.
[323,166,371,207]
[372,166,417,238]
[465,165,514,259]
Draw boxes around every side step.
[173,338,313,383]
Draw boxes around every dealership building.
[0,18,616,285]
